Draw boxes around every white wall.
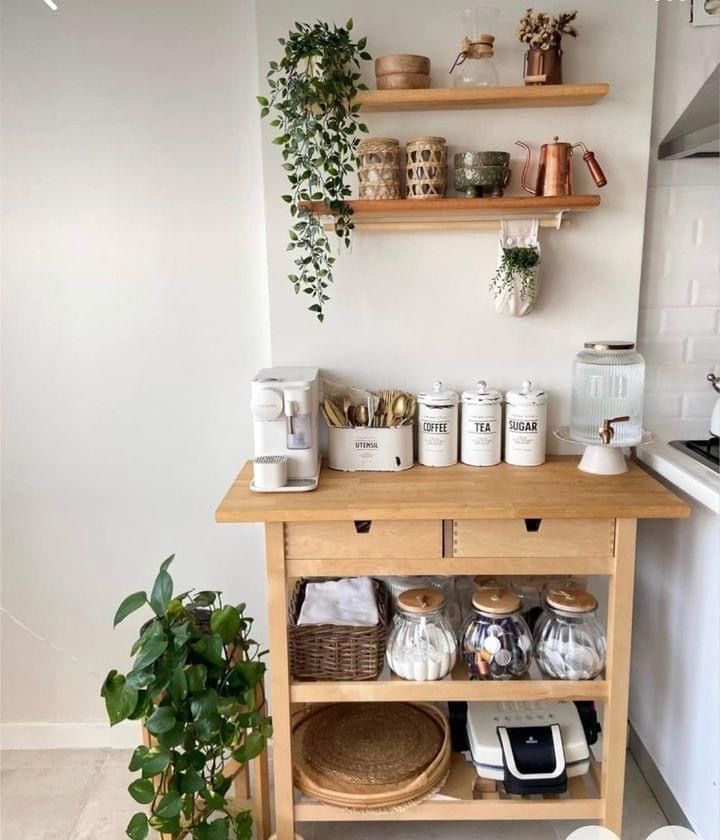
[0,0,270,738]
[632,5,720,837]
[256,0,658,435]
[637,1,720,441]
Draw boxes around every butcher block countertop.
[215,456,691,523]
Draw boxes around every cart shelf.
[290,664,609,703]
[294,752,603,822]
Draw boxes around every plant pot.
[490,219,542,318]
[524,47,562,86]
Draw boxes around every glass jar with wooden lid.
[534,588,607,680]
[460,587,533,680]
[386,587,457,681]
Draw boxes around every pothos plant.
[258,19,371,321]
[101,556,270,840]
[490,245,541,304]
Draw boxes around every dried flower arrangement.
[517,9,578,51]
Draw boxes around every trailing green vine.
[490,245,540,303]
[258,19,371,321]
[102,556,269,840]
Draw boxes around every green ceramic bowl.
[455,151,510,168]
[453,161,511,198]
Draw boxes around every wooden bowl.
[375,54,431,76]
[377,72,430,90]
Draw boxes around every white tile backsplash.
[659,305,718,335]
[637,175,720,439]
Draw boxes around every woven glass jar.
[406,136,447,199]
[357,137,401,200]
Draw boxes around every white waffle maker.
[467,700,590,784]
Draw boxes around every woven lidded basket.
[406,136,447,199]
[288,578,389,681]
[357,138,401,200]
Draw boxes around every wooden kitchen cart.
[216,457,689,839]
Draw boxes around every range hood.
[658,63,719,159]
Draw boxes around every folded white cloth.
[297,577,379,627]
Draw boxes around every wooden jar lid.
[397,587,445,613]
[473,575,506,590]
[472,586,520,615]
[546,588,598,613]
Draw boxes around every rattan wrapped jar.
[406,136,447,199]
[357,138,401,200]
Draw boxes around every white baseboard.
[1,720,139,750]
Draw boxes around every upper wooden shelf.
[354,83,610,113]
[302,195,601,230]
[215,457,691,524]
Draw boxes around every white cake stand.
[554,426,657,475]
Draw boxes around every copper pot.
[515,137,607,197]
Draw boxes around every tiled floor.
[0,749,668,840]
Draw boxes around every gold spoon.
[354,404,369,427]
[389,393,408,426]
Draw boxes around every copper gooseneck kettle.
[515,137,607,197]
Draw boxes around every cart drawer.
[284,520,442,559]
[453,518,615,558]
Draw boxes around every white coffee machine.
[250,367,320,492]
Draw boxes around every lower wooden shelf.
[290,664,609,703]
[299,195,601,232]
[295,752,603,822]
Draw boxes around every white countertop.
[635,441,719,514]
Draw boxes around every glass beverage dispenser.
[560,341,648,475]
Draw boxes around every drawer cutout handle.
[524,518,542,533]
[353,520,373,535]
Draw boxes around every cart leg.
[253,677,272,840]
[601,518,637,835]
[265,522,295,840]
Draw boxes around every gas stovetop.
[669,437,719,473]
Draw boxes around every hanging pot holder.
[490,218,541,317]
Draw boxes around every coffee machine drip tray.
[250,473,320,493]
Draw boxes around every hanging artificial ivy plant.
[258,19,371,322]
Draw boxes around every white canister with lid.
[461,380,502,467]
[418,381,459,467]
[504,380,548,466]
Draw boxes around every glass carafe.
[534,588,606,680]
[570,342,646,446]
[386,588,457,681]
[453,7,500,88]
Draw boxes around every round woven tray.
[293,703,451,810]
[302,702,442,785]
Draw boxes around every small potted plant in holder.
[102,556,270,840]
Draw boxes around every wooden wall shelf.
[300,195,601,231]
[354,83,610,113]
